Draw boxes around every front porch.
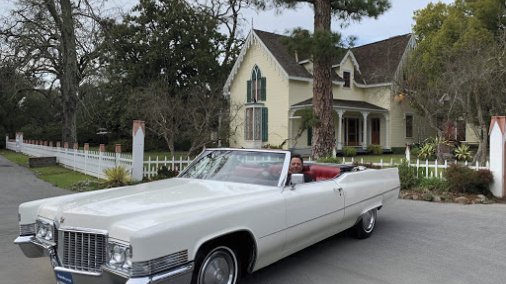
[288,99,390,156]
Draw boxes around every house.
[223,29,434,155]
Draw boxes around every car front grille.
[58,229,107,273]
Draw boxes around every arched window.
[246,65,266,103]
[244,66,268,142]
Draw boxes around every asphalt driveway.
[0,155,70,283]
[1,154,506,284]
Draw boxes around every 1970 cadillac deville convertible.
[15,148,399,284]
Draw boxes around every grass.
[33,166,101,190]
[0,149,29,166]
[0,149,102,191]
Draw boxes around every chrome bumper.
[14,235,48,258]
[14,235,194,284]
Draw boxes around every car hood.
[34,178,278,239]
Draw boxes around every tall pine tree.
[255,1,390,158]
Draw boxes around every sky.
[3,0,454,46]
[239,0,454,45]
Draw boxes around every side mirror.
[291,173,305,185]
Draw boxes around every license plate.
[55,270,73,284]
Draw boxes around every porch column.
[288,110,295,149]
[383,113,391,149]
[337,110,344,150]
[361,111,369,150]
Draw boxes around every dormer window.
[343,71,351,88]
[247,66,266,103]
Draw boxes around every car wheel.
[193,246,240,284]
[353,208,377,239]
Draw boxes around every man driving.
[289,154,313,183]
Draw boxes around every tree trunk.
[48,0,79,144]
[163,133,175,156]
[311,0,335,160]
[473,92,488,165]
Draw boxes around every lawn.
[0,149,102,191]
[0,149,29,166]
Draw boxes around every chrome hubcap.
[362,210,376,233]
[198,247,237,284]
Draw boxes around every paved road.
[0,155,70,283]
[2,154,506,284]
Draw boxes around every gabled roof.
[253,30,313,79]
[223,30,412,94]
[254,30,343,82]
[351,34,412,85]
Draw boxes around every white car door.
[281,179,345,257]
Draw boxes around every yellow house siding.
[465,124,480,143]
[389,98,434,148]
[336,58,365,101]
[228,38,290,148]
[226,31,434,152]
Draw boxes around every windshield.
[180,150,286,186]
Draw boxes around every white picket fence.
[5,139,193,179]
[333,156,489,179]
[6,137,489,181]
[143,156,193,179]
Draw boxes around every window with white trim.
[247,66,266,103]
[343,71,351,88]
[245,106,268,141]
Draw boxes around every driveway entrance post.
[489,116,506,198]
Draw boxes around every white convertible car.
[15,148,399,284]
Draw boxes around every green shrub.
[391,147,406,154]
[418,177,448,192]
[397,160,419,190]
[262,144,283,149]
[454,144,473,161]
[410,146,420,158]
[367,144,383,155]
[152,166,179,180]
[417,143,435,160]
[475,169,494,193]
[342,146,357,157]
[103,166,132,188]
[444,165,493,194]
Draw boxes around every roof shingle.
[351,34,412,84]
[253,30,411,85]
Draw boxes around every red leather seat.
[304,165,341,181]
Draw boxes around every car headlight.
[35,219,55,243]
[107,242,132,275]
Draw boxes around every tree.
[0,0,108,144]
[0,62,61,145]
[106,0,234,155]
[399,0,506,164]
[254,0,390,159]
[192,0,249,70]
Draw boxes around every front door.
[371,118,380,145]
[346,118,360,146]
